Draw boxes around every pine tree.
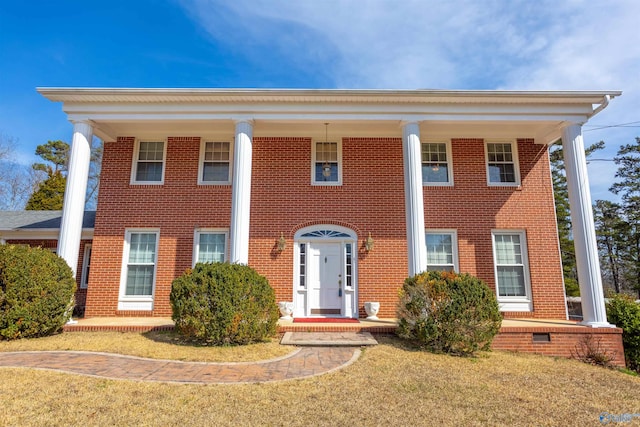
[610,137,640,297]
[25,171,66,210]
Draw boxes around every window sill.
[498,300,532,312]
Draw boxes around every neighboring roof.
[0,211,95,231]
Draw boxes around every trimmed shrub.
[0,244,76,340]
[607,294,640,372]
[397,271,502,356]
[170,262,279,345]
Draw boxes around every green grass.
[1,334,639,426]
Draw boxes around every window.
[299,243,306,287]
[425,231,458,272]
[492,231,531,311]
[312,140,341,185]
[122,231,158,297]
[485,141,520,185]
[193,230,227,265]
[80,244,92,289]
[345,243,353,288]
[422,142,453,185]
[132,141,165,183]
[199,141,232,184]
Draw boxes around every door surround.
[292,224,358,318]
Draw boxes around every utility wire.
[584,120,640,132]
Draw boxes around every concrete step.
[280,331,378,346]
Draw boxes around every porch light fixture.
[364,232,374,252]
[322,122,332,178]
[277,232,287,252]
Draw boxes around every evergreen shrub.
[397,271,502,355]
[170,262,279,345]
[0,244,75,339]
[607,294,640,372]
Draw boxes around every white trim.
[192,228,229,267]
[421,140,454,186]
[311,139,343,186]
[197,139,234,185]
[425,229,459,272]
[484,140,521,187]
[491,230,532,312]
[130,139,167,185]
[118,229,159,311]
[80,243,92,289]
[293,224,358,318]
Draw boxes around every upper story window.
[312,141,341,185]
[132,140,166,184]
[422,142,453,185]
[425,230,458,272]
[485,141,520,186]
[193,229,227,265]
[492,230,532,311]
[199,141,232,184]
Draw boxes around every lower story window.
[194,230,227,265]
[80,244,92,289]
[123,231,158,297]
[425,231,458,272]
[492,230,531,311]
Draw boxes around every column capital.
[400,120,421,129]
[234,118,255,127]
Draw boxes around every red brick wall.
[85,137,232,317]
[424,139,566,319]
[86,134,566,319]
[492,326,626,367]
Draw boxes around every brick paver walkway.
[0,347,359,384]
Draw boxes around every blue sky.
[1,0,639,201]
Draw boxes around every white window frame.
[421,141,454,186]
[425,229,459,272]
[192,229,228,266]
[311,139,342,186]
[80,243,92,289]
[197,140,233,185]
[484,140,521,186]
[130,139,167,185]
[491,230,532,312]
[118,229,159,311]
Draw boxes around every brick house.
[10,88,620,328]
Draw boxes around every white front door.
[308,242,342,316]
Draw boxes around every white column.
[58,120,93,277]
[402,122,427,276]
[229,120,254,264]
[562,124,613,327]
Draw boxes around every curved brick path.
[0,347,360,384]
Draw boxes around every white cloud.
[179,0,640,199]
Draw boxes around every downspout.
[588,94,611,118]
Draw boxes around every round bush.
[0,244,76,340]
[397,271,502,355]
[606,294,640,372]
[170,262,279,345]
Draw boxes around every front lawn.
[1,334,638,426]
